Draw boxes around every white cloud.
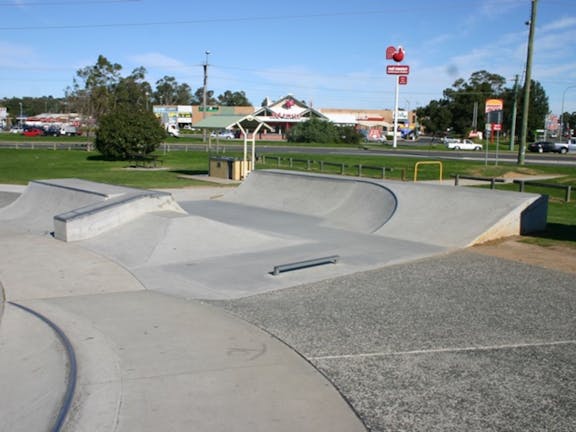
[129,53,187,70]
[541,17,576,32]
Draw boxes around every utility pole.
[202,50,210,143]
[518,0,538,165]
[509,74,519,151]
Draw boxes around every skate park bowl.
[0,170,548,300]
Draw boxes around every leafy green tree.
[153,76,192,105]
[286,118,340,143]
[515,80,549,141]
[418,70,548,140]
[560,111,576,137]
[442,70,507,135]
[415,100,453,136]
[72,55,123,121]
[190,87,217,106]
[338,125,364,145]
[95,109,166,160]
[113,67,152,112]
[217,90,251,106]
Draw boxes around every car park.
[445,139,482,151]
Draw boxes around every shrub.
[95,109,166,160]
[286,118,340,144]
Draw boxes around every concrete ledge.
[0,179,186,242]
[54,190,185,242]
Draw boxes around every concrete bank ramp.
[224,170,398,233]
[222,170,547,248]
[0,179,184,240]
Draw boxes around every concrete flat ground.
[0,174,574,431]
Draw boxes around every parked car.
[446,139,482,151]
[9,126,24,134]
[528,141,557,153]
[553,138,576,154]
[22,128,44,137]
[44,125,61,136]
[210,130,235,140]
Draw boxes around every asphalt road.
[1,138,575,167]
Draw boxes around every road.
[1,138,575,167]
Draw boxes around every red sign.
[492,123,502,131]
[398,75,408,85]
[385,46,396,60]
[387,65,410,75]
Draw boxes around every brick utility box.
[209,157,251,181]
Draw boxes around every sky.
[1,0,575,116]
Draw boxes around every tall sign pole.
[518,0,538,165]
[386,46,408,149]
[393,77,400,148]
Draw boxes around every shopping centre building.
[153,94,416,139]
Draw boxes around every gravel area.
[208,251,576,431]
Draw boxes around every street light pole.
[19,102,23,128]
[560,85,576,139]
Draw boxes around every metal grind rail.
[272,255,340,276]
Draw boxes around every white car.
[211,130,235,140]
[446,139,482,151]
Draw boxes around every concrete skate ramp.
[0,179,184,240]
[221,170,546,247]
[223,170,398,233]
[0,180,109,234]
[373,180,548,247]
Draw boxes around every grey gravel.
[209,251,576,431]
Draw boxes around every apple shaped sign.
[392,47,404,62]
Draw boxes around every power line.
[0,2,541,31]
[0,0,140,6]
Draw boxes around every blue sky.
[1,0,575,115]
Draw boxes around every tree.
[417,70,548,140]
[113,67,152,112]
[442,70,507,135]
[190,87,217,106]
[153,76,192,105]
[286,118,340,143]
[415,100,453,136]
[514,80,549,141]
[95,108,166,160]
[72,55,123,121]
[217,90,251,106]
[560,111,576,137]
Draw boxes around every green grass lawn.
[0,147,574,245]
